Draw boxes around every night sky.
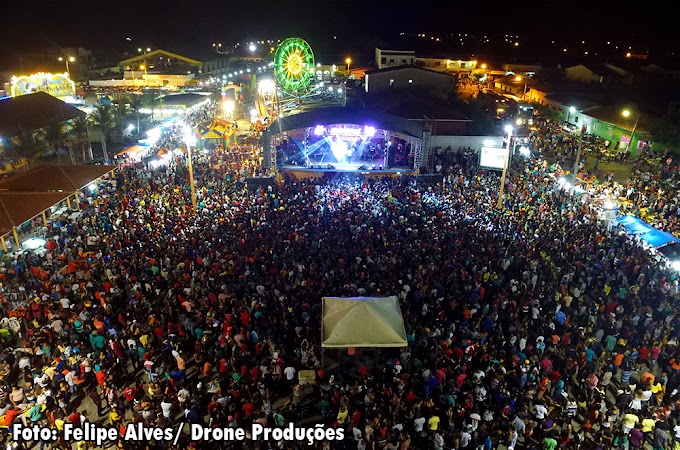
[0,0,677,68]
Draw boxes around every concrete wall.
[429,135,504,151]
[365,67,454,95]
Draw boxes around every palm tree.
[141,91,159,123]
[113,97,131,142]
[43,122,68,164]
[126,93,144,134]
[66,117,91,163]
[67,119,92,162]
[89,105,115,164]
[12,127,45,166]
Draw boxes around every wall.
[375,48,416,69]
[366,68,454,95]
[429,135,504,151]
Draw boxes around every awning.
[116,143,150,157]
[322,296,407,348]
[639,229,680,249]
[613,215,654,235]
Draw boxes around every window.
[381,57,386,64]
[390,79,395,86]
[402,59,406,64]
[461,62,468,68]
[435,61,441,66]
[575,117,579,123]
[408,79,413,84]
[389,58,395,64]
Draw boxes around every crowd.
[1,113,680,450]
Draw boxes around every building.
[364,66,455,98]
[416,57,478,75]
[493,74,534,100]
[0,92,86,140]
[375,48,416,69]
[365,91,470,136]
[584,105,653,155]
[564,64,633,87]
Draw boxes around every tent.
[613,215,654,235]
[321,296,407,349]
[639,229,680,248]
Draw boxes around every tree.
[141,91,159,123]
[67,117,91,163]
[651,112,680,156]
[126,93,144,134]
[89,105,115,164]
[112,98,131,143]
[12,127,45,164]
[43,122,68,164]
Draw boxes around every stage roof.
[0,191,72,236]
[0,92,86,138]
[266,106,424,138]
[0,164,117,193]
[322,296,407,348]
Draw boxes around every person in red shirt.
[242,401,255,417]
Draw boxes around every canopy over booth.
[321,296,407,349]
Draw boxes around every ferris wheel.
[273,37,315,96]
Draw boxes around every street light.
[345,57,352,73]
[515,75,527,99]
[567,105,576,124]
[622,109,641,154]
[496,125,513,209]
[183,124,197,214]
[58,56,75,77]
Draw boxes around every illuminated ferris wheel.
[273,37,315,96]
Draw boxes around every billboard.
[479,146,507,170]
[10,72,76,98]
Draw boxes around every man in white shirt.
[284,366,296,382]
[534,402,548,421]
[413,415,426,435]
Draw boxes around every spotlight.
[314,125,325,136]
[363,126,376,137]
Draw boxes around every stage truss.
[266,124,421,172]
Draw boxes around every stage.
[279,162,413,179]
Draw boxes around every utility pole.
[571,125,584,195]
[496,125,513,209]
[187,144,197,214]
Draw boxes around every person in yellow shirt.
[640,413,656,435]
[109,407,121,426]
[54,416,65,431]
[336,405,348,425]
[428,414,440,431]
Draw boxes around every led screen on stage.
[479,146,507,170]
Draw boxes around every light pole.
[345,57,352,74]
[58,56,75,78]
[622,109,641,155]
[496,125,513,209]
[184,124,197,214]
[515,76,527,100]
[567,106,576,124]
[572,124,584,179]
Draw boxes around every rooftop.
[0,92,86,138]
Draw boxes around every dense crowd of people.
[1,113,680,450]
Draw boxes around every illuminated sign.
[479,146,507,170]
[10,72,76,98]
[327,126,377,137]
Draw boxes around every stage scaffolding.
[265,125,422,171]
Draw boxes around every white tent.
[321,296,407,348]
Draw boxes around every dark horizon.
[1,1,677,69]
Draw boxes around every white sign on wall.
[479,146,507,170]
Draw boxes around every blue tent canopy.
[639,229,680,248]
[614,215,654,234]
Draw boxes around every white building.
[375,48,416,69]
